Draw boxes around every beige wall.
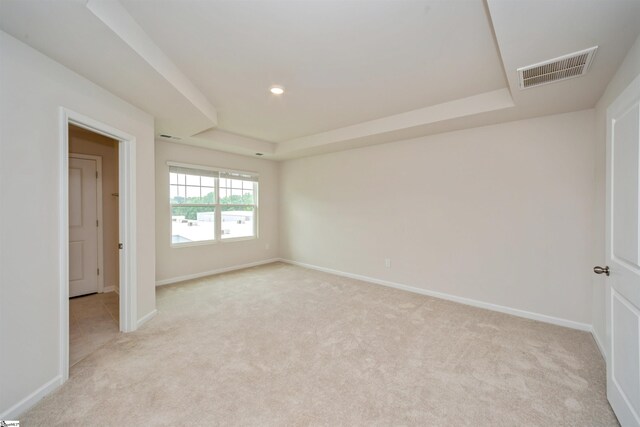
[592,33,640,356]
[0,31,156,415]
[69,126,120,292]
[280,109,597,326]
[155,140,279,282]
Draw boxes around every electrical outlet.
[385,258,391,268]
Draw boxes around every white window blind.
[219,170,259,182]
[169,165,218,177]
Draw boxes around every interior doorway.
[60,108,138,382]
[68,125,120,366]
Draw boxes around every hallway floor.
[69,292,119,366]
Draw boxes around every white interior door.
[69,156,99,297]
[606,73,640,427]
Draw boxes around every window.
[169,163,258,246]
[219,171,257,240]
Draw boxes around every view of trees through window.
[169,165,258,244]
[170,192,254,220]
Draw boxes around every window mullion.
[253,197,258,238]
[215,176,221,241]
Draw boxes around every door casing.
[60,107,137,382]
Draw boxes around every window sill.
[220,236,257,243]
[170,235,257,248]
[170,239,217,249]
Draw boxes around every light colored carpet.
[23,262,617,426]
[69,292,119,366]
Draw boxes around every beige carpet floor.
[69,292,119,366]
[23,262,617,426]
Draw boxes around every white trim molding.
[591,328,607,361]
[137,309,158,329]
[156,258,280,286]
[117,127,137,333]
[60,107,138,386]
[279,259,592,332]
[0,375,62,420]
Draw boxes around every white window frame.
[168,161,259,247]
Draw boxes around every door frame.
[59,107,138,382]
[68,153,104,294]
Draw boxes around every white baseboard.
[280,258,592,332]
[0,375,62,419]
[137,309,158,328]
[102,286,115,293]
[155,258,281,287]
[591,328,607,361]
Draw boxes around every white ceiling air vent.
[517,46,598,89]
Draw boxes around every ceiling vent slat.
[517,46,597,89]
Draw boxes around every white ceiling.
[0,0,214,137]
[120,0,506,142]
[1,0,640,159]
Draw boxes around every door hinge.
[118,243,123,250]
[96,219,99,227]
[96,171,98,179]
[97,268,100,275]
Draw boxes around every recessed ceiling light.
[270,86,284,95]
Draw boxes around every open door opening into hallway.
[60,108,138,384]
[68,124,120,367]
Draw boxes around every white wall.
[69,126,120,292]
[155,140,279,283]
[592,33,640,358]
[280,109,597,326]
[0,31,156,415]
